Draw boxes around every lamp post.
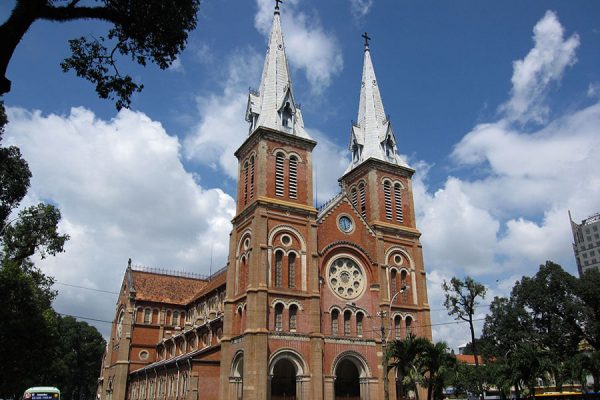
[378,284,408,400]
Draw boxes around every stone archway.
[229,352,244,400]
[268,350,308,400]
[271,358,296,400]
[335,359,360,400]
[332,353,370,400]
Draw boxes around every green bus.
[23,387,60,400]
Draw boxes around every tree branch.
[39,4,122,24]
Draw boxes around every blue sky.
[2,0,600,349]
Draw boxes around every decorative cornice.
[319,240,377,265]
[340,157,415,184]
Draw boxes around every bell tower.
[219,3,322,399]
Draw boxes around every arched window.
[275,250,283,287]
[394,183,403,222]
[275,153,285,197]
[289,156,298,199]
[390,269,397,302]
[238,256,248,294]
[281,102,293,128]
[344,310,352,336]
[243,160,249,205]
[331,310,339,336]
[359,183,366,218]
[394,315,402,339]
[384,180,392,220]
[144,308,151,324]
[401,270,409,303]
[173,311,179,326]
[275,303,284,332]
[288,253,296,288]
[406,316,413,336]
[351,187,358,209]
[289,305,298,331]
[249,156,255,199]
[356,312,364,337]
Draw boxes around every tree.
[0,102,69,398]
[388,334,430,400]
[417,341,456,400]
[51,316,106,400]
[442,276,486,397]
[0,0,201,109]
[575,268,600,351]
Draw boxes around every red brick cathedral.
[98,4,431,400]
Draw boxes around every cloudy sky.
[2,0,599,350]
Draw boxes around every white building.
[569,211,600,276]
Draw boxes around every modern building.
[98,4,432,400]
[569,211,600,276]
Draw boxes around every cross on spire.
[274,0,283,13]
[362,32,371,49]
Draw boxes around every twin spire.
[347,33,406,172]
[247,3,405,171]
[245,1,310,139]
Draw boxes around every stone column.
[360,377,370,400]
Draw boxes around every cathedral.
[97,4,432,400]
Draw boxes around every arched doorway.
[334,359,360,400]
[271,358,296,400]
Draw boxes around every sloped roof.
[455,354,486,365]
[130,269,208,305]
[190,268,227,303]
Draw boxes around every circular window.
[243,238,250,250]
[327,257,366,300]
[139,350,149,360]
[280,234,291,246]
[393,254,403,265]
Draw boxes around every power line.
[55,281,119,295]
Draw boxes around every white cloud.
[349,0,373,20]
[255,0,343,95]
[409,11,599,348]
[168,58,184,73]
[5,107,235,336]
[500,10,580,124]
[588,82,600,98]
[184,48,263,178]
[310,129,349,204]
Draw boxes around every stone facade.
[98,4,432,400]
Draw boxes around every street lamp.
[378,284,409,400]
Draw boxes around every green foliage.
[0,259,59,397]
[50,316,106,400]
[1,0,201,109]
[417,341,456,400]
[388,334,431,400]
[575,268,600,351]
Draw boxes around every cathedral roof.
[245,4,310,139]
[130,269,208,305]
[346,37,408,173]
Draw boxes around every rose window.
[328,257,365,300]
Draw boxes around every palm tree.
[387,334,430,400]
[417,341,456,400]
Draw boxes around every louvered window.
[394,183,403,222]
[356,313,363,336]
[243,161,248,205]
[391,269,397,302]
[406,317,412,336]
[275,251,283,287]
[359,183,366,218]
[275,304,283,331]
[289,305,298,331]
[289,156,297,199]
[275,153,285,197]
[249,156,255,199]
[344,311,351,336]
[288,253,296,288]
[331,310,339,335]
[384,180,392,220]
[351,187,358,209]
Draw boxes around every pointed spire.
[245,1,310,139]
[346,33,406,173]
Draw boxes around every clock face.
[338,216,353,232]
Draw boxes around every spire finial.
[274,0,283,14]
[362,32,371,50]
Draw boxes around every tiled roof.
[455,354,485,365]
[130,270,208,305]
[190,268,227,303]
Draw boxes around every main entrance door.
[271,358,296,400]
[334,359,360,400]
